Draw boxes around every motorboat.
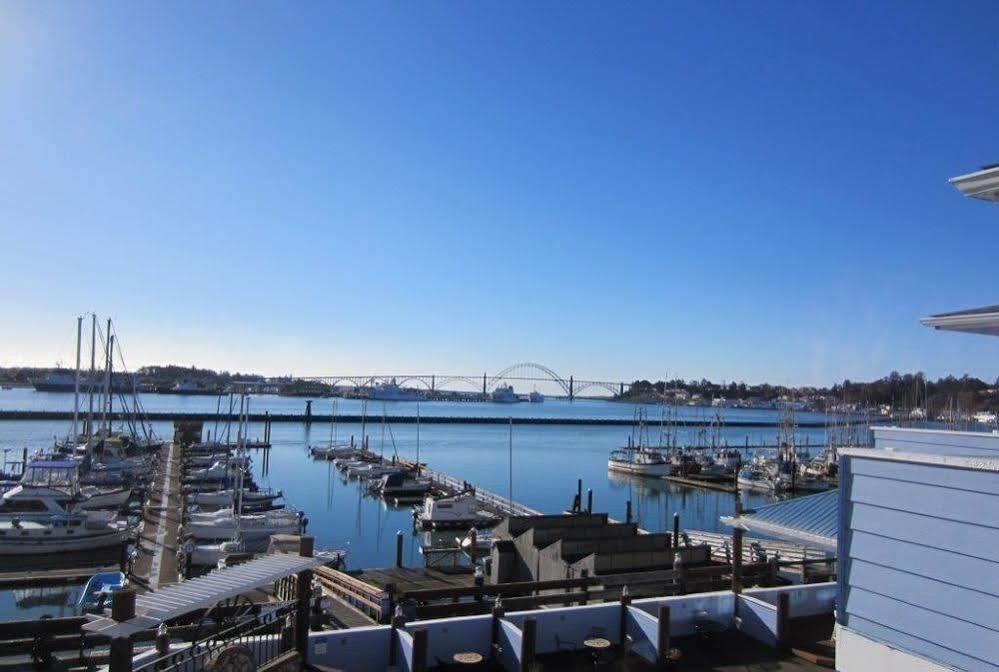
[737,464,774,493]
[77,571,126,612]
[416,493,499,530]
[309,444,357,460]
[184,537,245,567]
[0,512,129,555]
[375,472,431,498]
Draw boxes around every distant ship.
[369,379,420,402]
[529,391,544,403]
[32,371,133,393]
[491,384,521,403]
[160,380,222,396]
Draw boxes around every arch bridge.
[300,363,631,399]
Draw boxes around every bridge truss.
[299,362,629,399]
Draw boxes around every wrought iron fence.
[133,601,297,672]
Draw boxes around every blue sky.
[1,1,998,386]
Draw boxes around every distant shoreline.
[0,410,863,427]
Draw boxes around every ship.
[159,380,222,396]
[491,384,521,403]
[368,379,420,401]
[32,370,134,393]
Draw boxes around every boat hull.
[0,529,129,555]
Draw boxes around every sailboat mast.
[86,313,96,439]
[508,416,514,510]
[72,316,82,441]
[416,403,421,475]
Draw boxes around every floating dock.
[130,442,182,591]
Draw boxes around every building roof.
[949,164,999,202]
[721,490,838,552]
[920,304,999,336]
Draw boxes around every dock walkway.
[131,442,182,591]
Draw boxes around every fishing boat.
[529,391,544,403]
[77,571,126,612]
[737,464,774,492]
[161,380,221,396]
[415,493,499,530]
[607,446,670,477]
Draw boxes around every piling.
[673,513,680,549]
[109,589,137,672]
[656,605,671,671]
[618,585,631,656]
[412,627,429,672]
[520,617,537,672]
[587,488,593,513]
[395,530,404,567]
[626,500,632,524]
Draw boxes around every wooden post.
[388,610,406,666]
[296,569,313,662]
[576,479,582,512]
[470,528,478,567]
[580,568,590,606]
[396,530,404,567]
[618,586,632,656]
[673,512,680,549]
[109,589,136,672]
[587,488,593,513]
[300,534,315,558]
[776,592,790,651]
[656,604,671,671]
[626,500,632,524]
[520,617,537,672]
[412,627,429,672]
[490,600,505,662]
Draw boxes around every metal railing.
[421,467,542,517]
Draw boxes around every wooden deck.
[352,566,477,593]
[130,442,182,592]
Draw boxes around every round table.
[583,637,612,651]
[453,651,484,666]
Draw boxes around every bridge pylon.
[569,375,574,401]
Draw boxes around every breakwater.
[0,410,857,427]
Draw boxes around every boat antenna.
[380,402,386,459]
[415,403,421,475]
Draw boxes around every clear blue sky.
[2,1,998,386]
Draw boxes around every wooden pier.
[130,442,182,592]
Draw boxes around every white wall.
[837,627,957,672]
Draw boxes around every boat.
[309,444,357,460]
[184,507,302,542]
[456,529,494,555]
[368,379,420,402]
[0,513,129,555]
[415,493,499,530]
[77,571,126,612]
[161,380,221,396]
[185,488,282,509]
[491,385,520,403]
[375,472,431,498]
[529,391,544,403]
[737,464,774,492]
[184,538,245,567]
[31,370,134,393]
[607,446,670,477]
[973,410,997,424]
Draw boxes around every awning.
[83,551,335,637]
[920,304,999,336]
[949,164,999,202]
[721,490,837,552]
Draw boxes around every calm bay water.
[0,389,840,620]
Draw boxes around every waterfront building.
[835,165,999,672]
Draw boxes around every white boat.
[183,461,246,483]
[309,444,356,460]
[346,463,406,480]
[737,464,775,492]
[0,513,129,555]
[185,538,245,566]
[184,508,302,541]
[185,488,282,509]
[607,448,671,477]
[491,385,520,403]
[974,410,997,424]
[185,454,250,468]
[416,493,499,530]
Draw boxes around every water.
[0,390,837,620]
[0,386,834,424]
